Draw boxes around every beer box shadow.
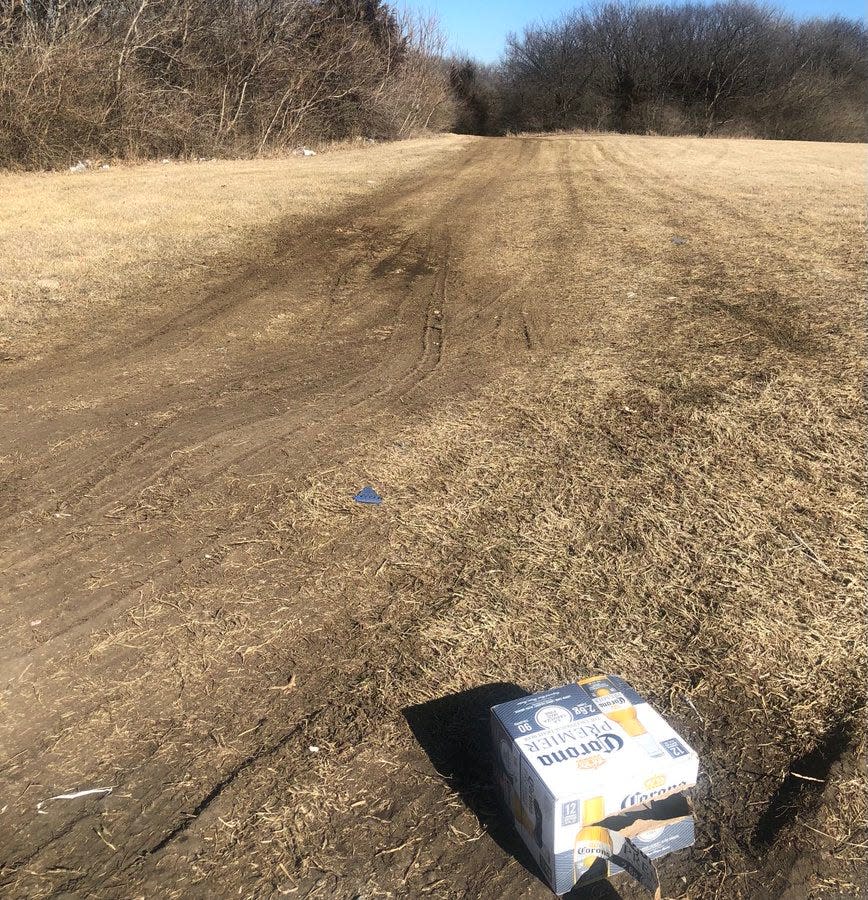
[403,683,622,900]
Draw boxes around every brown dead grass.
[0,134,470,360]
[236,288,865,897]
[0,134,865,899]
[153,136,865,899]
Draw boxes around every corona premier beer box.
[491,676,698,895]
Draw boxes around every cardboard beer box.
[490,675,698,895]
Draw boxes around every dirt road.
[1,135,865,899]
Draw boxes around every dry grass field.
[0,134,865,899]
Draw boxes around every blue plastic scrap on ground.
[354,486,383,505]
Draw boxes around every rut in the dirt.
[1,136,555,887]
[0,140,532,664]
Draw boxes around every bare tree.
[491,0,866,141]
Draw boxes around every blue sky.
[408,0,867,62]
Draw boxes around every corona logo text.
[537,733,624,767]
[621,781,688,810]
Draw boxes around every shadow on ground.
[403,683,621,899]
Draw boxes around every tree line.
[451,1,867,142]
[1,0,865,168]
[0,0,452,167]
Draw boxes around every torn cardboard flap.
[601,793,694,838]
[491,676,698,896]
[578,830,662,897]
[575,794,695,896]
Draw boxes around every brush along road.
[0,134,865,899]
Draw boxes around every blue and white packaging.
[490,676,698,895]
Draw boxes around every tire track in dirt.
[0,141,535,670]
[0,138,541,738]
[0,137,567,894]
[0,143,495,537]
[3,136,598,892]
[122,192,597,894]
[1,141,511,513]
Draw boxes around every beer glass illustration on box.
[581,676,666,759]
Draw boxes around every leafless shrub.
[0,0,452,168]
[374,12,454,138]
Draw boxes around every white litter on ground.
[36,787,113,814]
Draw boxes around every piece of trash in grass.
[354,486,383,505]
[671,236,687,245]
[491,675,698,896]
[30,620,42,627]
[36,787,113,814]
[308,746,320,753]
